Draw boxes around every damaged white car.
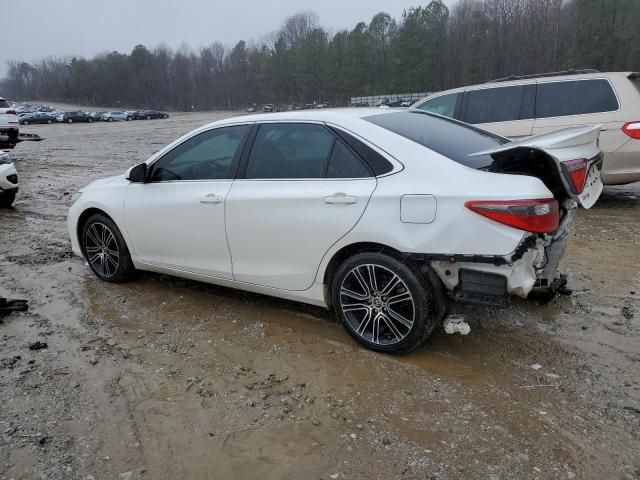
[67,109,603,353]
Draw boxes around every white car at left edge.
[67,108,603,353]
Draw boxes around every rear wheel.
[67,118,73,123]
[146,115,151,120]
[23,121,29,125]
[107,117,113,122]
[88,118,93,123]
[81,213,135,282]
[332,252,439,353]
[47,119,52,124]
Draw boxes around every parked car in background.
[0,97,19,139]
[88,112,104,122]
[133,110,169,120]
[55,112,66,123]
[263,104,275,112]
[0,151,18,208]
[67,109,602,353]
[102,111,132,122]
[412,70,640,185]
[19,112,55,125]
[64,111,94,123]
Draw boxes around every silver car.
[101,111,132,122]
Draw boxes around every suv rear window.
[536,79,619,118]
[365,111,507,169]
[0,100,10,109]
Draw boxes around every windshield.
[365,111,508,169]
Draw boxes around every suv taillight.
[6,109,16,115]
[622,122,640,140]
[561,158,589,195]
[465,198,559,234]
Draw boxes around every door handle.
[324,193,357,205]
[200,194,223,204]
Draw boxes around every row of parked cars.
[13,104,169,126]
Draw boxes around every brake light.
[6,109,16,115]
[465,198,559,233]
[622,122,640,140]
[561,158,588,194]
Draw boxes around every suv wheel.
[332,252,440,353]
[81,213,135,282]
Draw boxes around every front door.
[225,122,377,291]
[123,124,250,278]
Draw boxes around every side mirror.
[127,163,148,183]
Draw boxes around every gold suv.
[413,70,640,185]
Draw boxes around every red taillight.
[622,122,640,140]
[561,158,588,194]
[6,109,16,115]
[465,198,559,234]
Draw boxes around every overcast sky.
[3,0,455,76]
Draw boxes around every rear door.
[225,122,377,291]
[461,84,535,139]
[532,78,625,153]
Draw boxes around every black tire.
[81,213,135,282]
[163,114,168,119]
[23,121,29,125]
[127,116,132,121]
[108,117,113,122]
[146,115,151,120]
[0,191,16,208]
[47,119,52,124]
[88,118,93,123]
[332,252,440,353]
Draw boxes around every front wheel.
[0,191,16,208]
[81,213,135,282]
[107,117,113,122]
[332,252,440,353]
[23,121,29,125]
[47,119,52,124]
[127,116,132,121]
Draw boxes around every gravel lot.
[1,111,639,480]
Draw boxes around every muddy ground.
[0,111,638,480]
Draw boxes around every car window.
[365,111,508,170]
[326,140,371,178]
[536,79,619,118]
[245,123,334,179]
[464,85,526,124]
[0,100,10,108]
[416,93,460,118]
[151,125,249,181]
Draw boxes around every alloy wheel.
[339,264,415,346]
[85,222,120,278]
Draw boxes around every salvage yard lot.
[1,111,639,480]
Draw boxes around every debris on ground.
[443,315,471,335]
[28,341,48,350]
[0,297,29,318]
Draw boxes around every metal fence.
[349,92,431,107]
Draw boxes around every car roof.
[216,107,394,126]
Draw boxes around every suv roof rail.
[490,69,601,83]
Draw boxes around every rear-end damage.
[421,126,604,307]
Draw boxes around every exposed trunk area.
[484,147,570,204]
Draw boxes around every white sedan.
[67,109,603,353]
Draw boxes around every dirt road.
[1,112,639,480]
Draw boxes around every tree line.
[1,0,638,110]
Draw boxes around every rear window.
[0,100,10,108]
[536,79,619,118]
[365,111,507,169]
